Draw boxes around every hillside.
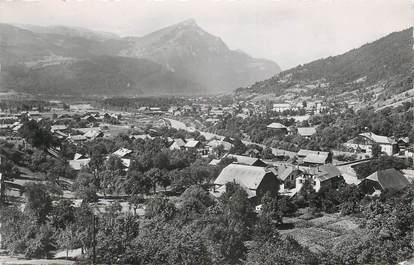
[236,27,413,108]
[2,56,204,96]
[0,20,280,96]
[0,23,124,66]
[14,24,120,41]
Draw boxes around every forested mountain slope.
[236,27,413,108]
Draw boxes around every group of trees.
[1,158,413,265]
[3,182,411,264]
[71,132,222,201]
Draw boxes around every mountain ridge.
[120,19,280,93]
[0,20,280,96]
[236,27,413,108]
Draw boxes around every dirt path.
[0,255,74,265]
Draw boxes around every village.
[0,98,412,197]
[0,96,413,264]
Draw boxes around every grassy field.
[280,212,362,253]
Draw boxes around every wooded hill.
[236,27,413,106]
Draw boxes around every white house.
[344,132,396,156]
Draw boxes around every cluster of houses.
[169,138,234,157]
[267,122,318,138]
[267,120,413,159]
[272,101,327,114]
[0,100,412,208]
[69,147,133,171]
[210,151,412,204]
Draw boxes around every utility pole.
[0,173,4,205]
[91,214,97,265]
[0,156,4,205]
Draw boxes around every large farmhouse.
[279,164,344,194]
[344,132,397,156]
[212,164,280,203]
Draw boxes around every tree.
[145,195,176,221]
[50,199,75,229]
[203,183,255,264]
[24,183,53,224]
[144,168,163,193]
[125,170,152,195]
[128,194,145,216]
[179,185,214,221]
[332,190,414,264]
[371,143,382,158]
[24,224,56,258]
[19,120,56,151]
[230,138,247,155]
[152,151,170,169]
[260,192,283,224]
[55,223,78,259]
[73,172,99,202]
[0,206,30,255]
[128,220,211,265]
[261,147,274,159]
[94,201,139,264]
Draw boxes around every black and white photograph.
[0,0,413,264]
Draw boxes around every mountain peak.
[177,19,198,27]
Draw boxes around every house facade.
[344,132,397,156]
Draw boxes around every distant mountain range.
[0,20,280,97]
[236,27,413,108]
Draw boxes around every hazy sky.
[1,0,413,69]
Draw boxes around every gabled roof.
[54,130,68,138]
[273,103,290,108]
[173,138,186,147]
[297,127,317,137]
[227,154,266,166]
[113,148,132,158]
[184,140,200,148]
[214,164,275,192]
[365,168,409,191]
[130,134,154,140]
[51,124,67,132]
[209,159,221,166]
[277,166,297,181]
[84,129,102,139]
[69,135,87,141]
[121,158,131,168]
[267,122,287,129]
[69,158,90,170]
[297,149,329,157]
[303,154,328,165]
[311,164,341,182]
[73,153,87,160]
[359,132,395,145]
[207,139,234,150]
[76,127,101,134]
[398,137,409,144]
